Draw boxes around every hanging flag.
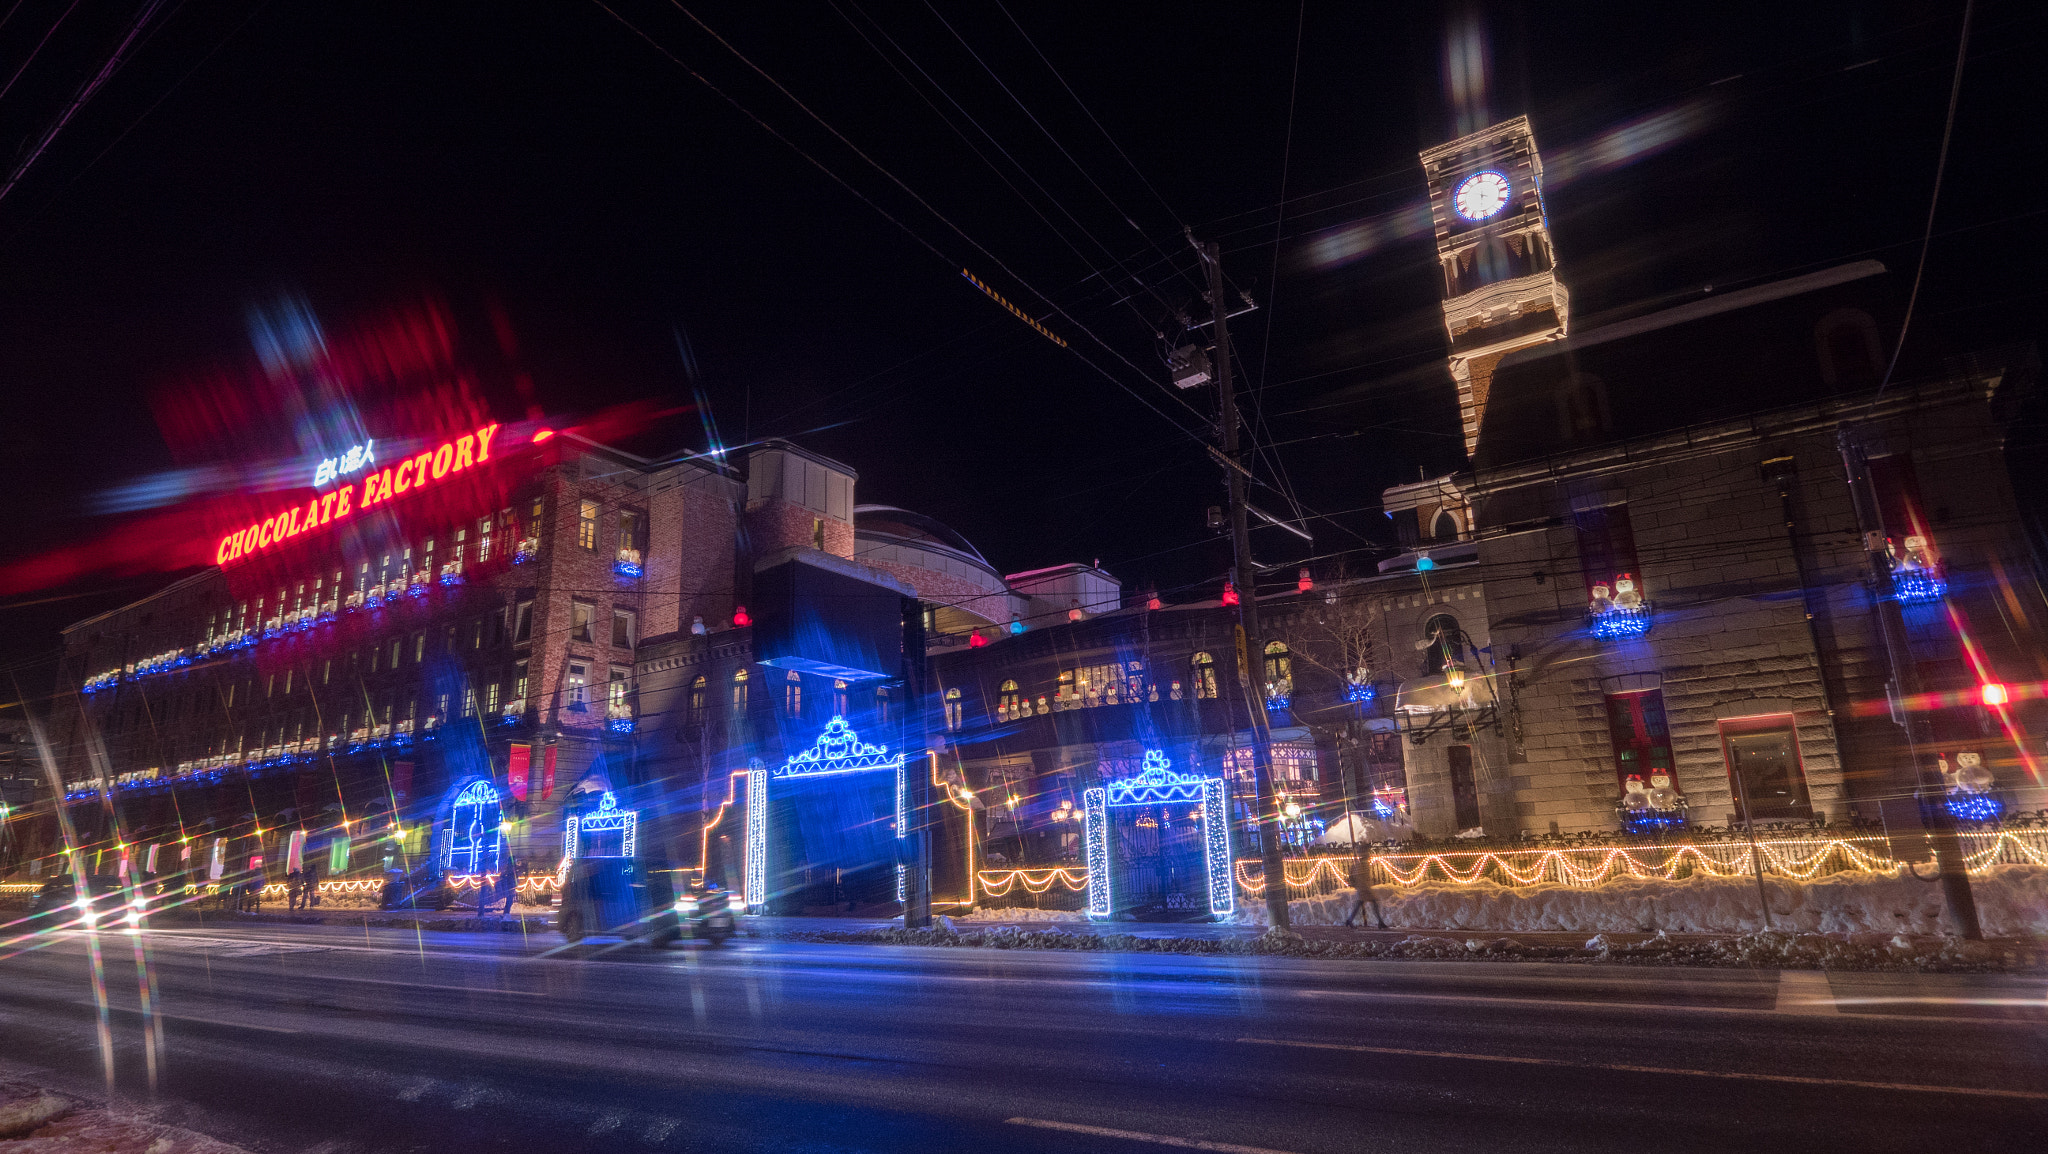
[286,830,307,873]
[542,745,557,800]
[508,743,531,802]
[329,835,350,874]
[208,839,225,881]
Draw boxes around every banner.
[508,743,531,802]
[286,830,307,873]
[542,744,557,800]
[329,836,350,874]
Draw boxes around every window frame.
[1718,713,1813,820]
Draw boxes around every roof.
[853,505,988,564]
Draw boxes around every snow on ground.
[1233,864,2048,936]
[960,906,1086,923]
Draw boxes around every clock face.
[1454,171,1512,222]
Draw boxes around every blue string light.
[1590,605,1652,639]
[613,559,643,579]
[1344,682,1377,704]
[1893,569,1947,604]
[1944,791,2002,822]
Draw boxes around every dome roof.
[853,505,987,565]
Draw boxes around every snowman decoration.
[1588,582,1614,617]
[1646,771,1683,814]
[1943,750,2002,822]
[1612,573,1644,612]
[1621,776,1651,814]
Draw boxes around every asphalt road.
[0,921,2043,1153]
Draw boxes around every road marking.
[1006,1118,1300,1153]
[1237,1038,2048,1101]
[1775,970,1839,1015]
[76,1001,299,1033]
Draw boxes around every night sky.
[1,1,2040,701]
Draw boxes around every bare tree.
[1267,570,1385,832]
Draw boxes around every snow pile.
[959,906,1087,923]
[1236,864,2048,936]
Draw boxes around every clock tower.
[1419,116,1569,458]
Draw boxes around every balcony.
[343,590,365,611]
[500,699,527,725]
[614,547,643,579]
[439,561,464,586]
[513,537,537,564]
[606,700,636,733]
[1589,603,1652,639]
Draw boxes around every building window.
[413,631,426,662]
[1054,669,1076,709]
[1577,503,1647,631]
[618,509,645,566]
[783,670,803,718]
[461,683,477,717]
[578,499,599,550]
[1720,714,1812,820]
[1446,745,1481,831]
[1191,652,1219,700]
[1263,642,1292,694]
[1604,688,1674,793]
[690,676,707,718]
[731,668,749,712]
[514,600,533,644]
[387,638,401,669]
[1432,508,1459,541]
[997,679,1020,721]
[875,685,891,724]
[514,660,529,706]
[612,609,637,649]
[944,687,962,731]
[608,667,630,713]
[567,663,588,711]
[485,681,500,714]
[570,600,595,643]
[833,679,850,716]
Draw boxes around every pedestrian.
[304,858,321,908]
[286,866,304,911]
[1342,852,1390,930]
[496,855,519,918]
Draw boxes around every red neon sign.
[214,422,501,566]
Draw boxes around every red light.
[1146,595,1162,611]
[1297,567,1313,594]
[731,605,751,628]
[1221,581,1239,607]
[533,428,555,443]
[968,629,986,648]
[1981,683,2009,706]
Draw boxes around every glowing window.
[784,670,803,718]
[732,668,749,712]
[578,500,598,550]
[567,663,588,710]
[1192,653,1219,700]
[690,675,707,717]
[997,679,1020,720]
[944,687,963,731]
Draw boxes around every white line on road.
[1237,1038,2048,1101]
[1006,1118,1301,1154]
[1775,970,1839,1015]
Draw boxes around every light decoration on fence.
[1232,830,2048,893]
[976,867,1090,896]
[442,780,503,875]
[1085,750,1233,918]
[1945,792,2003,822]
[744,717,905,913]
[564,791,638,860]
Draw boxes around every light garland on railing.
[976,867,1089,896]
[254,874,565,898]
[1232,830,2048,892]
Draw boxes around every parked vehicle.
[557,858,732,947]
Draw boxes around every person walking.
[286,866,304,911]
[1342,851,1390,930]
[495,855,519,918]
[303,857,321,908]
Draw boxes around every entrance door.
[1115,804,1206,919]
[1446,745,1481,831]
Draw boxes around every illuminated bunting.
[215,422,500,566]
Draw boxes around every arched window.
[731,668,749,712]
[1055,669,1076,709]
[944,687,963,731]
[689,675,707,718]
[1263,642,1292,692]
[997,679,1020,721]
[1420,614,1464,677]
[833,679,850,716]
[1192,652,1218,700]
[783,670,802,718]
[1432,508,1459,541]
[875,685,891,724]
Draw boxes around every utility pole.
[1836,428,1980,939]
[1194,233,1291,930]
[901,597,932,929]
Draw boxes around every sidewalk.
[152,905,556,933]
